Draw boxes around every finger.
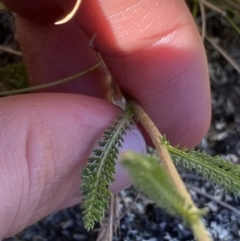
[2,0,109,98]
[3,0,211,147]
[0,94,146,238]
[76,0,211,148]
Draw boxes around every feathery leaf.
[121,151,205,225]
[81,107,134,230]
[161,136,240,196]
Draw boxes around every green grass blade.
[225,14,240,35]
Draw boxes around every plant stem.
[129,100,192,202]
[0,63,101,96]
[191,218,211,241]
[129,99,212,241]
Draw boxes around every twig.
[186,183,240,216]
[94,190,141,232]
[0,46,22,56]
[205,35,240,74]
[96,195,114,241]
[0,63,101,96]
[198,0,226,16]
[199,1,207,41]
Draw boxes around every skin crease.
[1,0,211,238]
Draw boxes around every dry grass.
[187,0,240,73]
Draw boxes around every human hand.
[0,0,211,238]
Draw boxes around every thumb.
[0,93,146,238]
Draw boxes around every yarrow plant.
[81,108,134,230]
[1,1,240,241]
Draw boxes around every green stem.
[191,218,211,241]
[225,15,240,35]
[129,100,212,241]
[129,100,192,203]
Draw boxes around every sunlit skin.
[0,0,211,238]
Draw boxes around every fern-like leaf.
[161,136,240,196]
[81,108,134,230]
[121,151,205,225]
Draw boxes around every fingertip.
[76,0,211,148]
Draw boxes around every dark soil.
[1,6,240,241]
[0,11,20,66]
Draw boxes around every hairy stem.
[129,100,212,241]
[129,100,192,202]
[191,218,211,241]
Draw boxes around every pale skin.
[1,0,211,238]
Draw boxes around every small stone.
[60,219,74,229]
[215,122,226,130]
[33,236,45,241]
[73,234,88,241]
[212,132,228,141]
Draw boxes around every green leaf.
[121,151,205,225]
[81,107,134,230]
[161,136,240,196]
[0,63,28,91]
